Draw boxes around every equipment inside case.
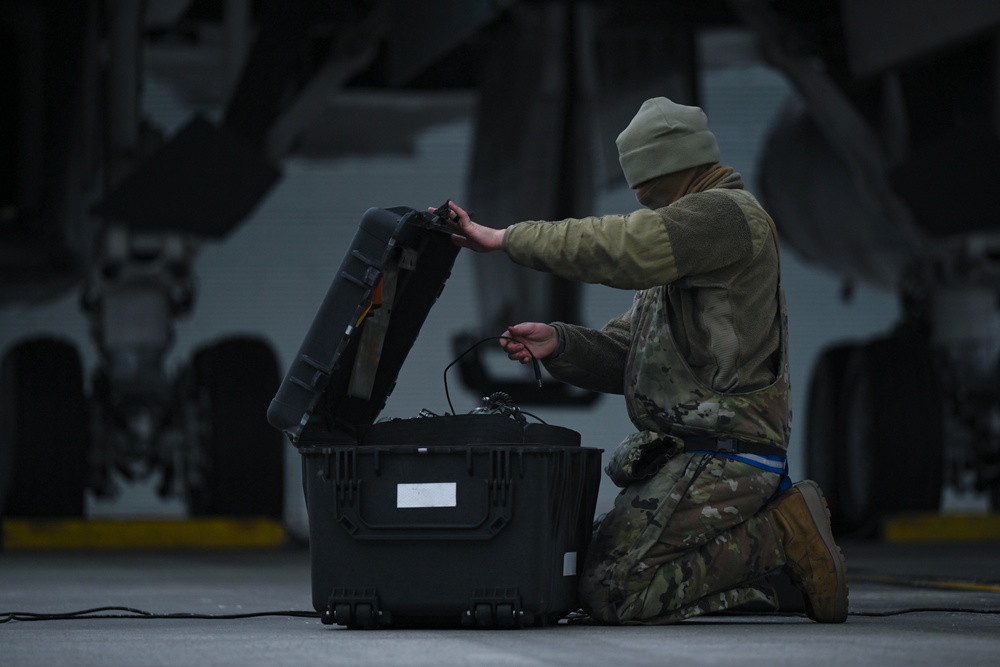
[267,204,603,628]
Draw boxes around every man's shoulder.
[691,188,775,255]
[667,187,750,223]
[700,188,768,221]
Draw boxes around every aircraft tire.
[803,343,857,535]
[837,335,944,537]
[884,335,945,518]
[188,336,284,519]
[0,337,88,517]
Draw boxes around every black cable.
[443,335,542,415]
[520,410,548,425]
[0,606,319,623]
[5,604,1000,624]
[849,607,1000,617]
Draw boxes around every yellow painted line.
[1,518,286,550]
[855,574,1000,594]
[883,513,1000,543]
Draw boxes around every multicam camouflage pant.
[579,452,787,624]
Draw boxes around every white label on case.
[563,551,578,576]
[397,482,457,508]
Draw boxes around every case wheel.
[473,604,493,627]
[495,603,516,627]
[354,604,374,628]
[333,603,353,625]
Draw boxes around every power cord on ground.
[4,601,1000,624]
[0,607,319,623]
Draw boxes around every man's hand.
[500,322,559,364]
[429,201,506,253]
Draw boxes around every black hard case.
[268,206,602,628]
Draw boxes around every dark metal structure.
[2,0,999,533]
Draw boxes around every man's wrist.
[494,226,509,251]
[548,323,566,359]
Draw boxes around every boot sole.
[793,480,849,622]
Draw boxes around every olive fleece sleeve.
[541,311,632,395]
[502,209,677,289]
[502,193,753,289]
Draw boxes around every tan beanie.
[616,97,721,188]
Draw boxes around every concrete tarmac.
[2,540,999,667]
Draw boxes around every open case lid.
[267,205,460,444]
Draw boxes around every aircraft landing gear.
[805,333,944,537]
[186,336,284,519]
[0,337,89,517]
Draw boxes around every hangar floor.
[2,530,999,667]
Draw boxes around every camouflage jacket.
[502,170,791,485]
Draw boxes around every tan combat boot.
[769,480,849,623]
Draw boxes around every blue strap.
[688,449,792,499]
